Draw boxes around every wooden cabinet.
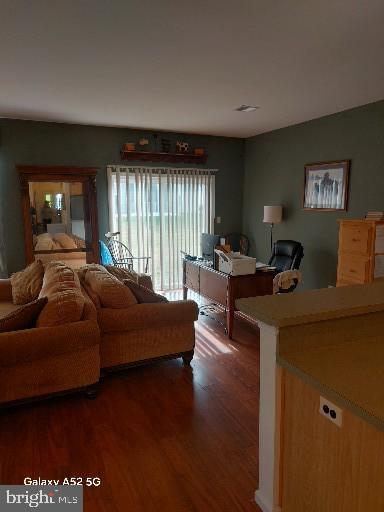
[336,220,384,286]
[281,371,384,511]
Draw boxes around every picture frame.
[303,160,350,211]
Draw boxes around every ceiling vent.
[235,105,260,112]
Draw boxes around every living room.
[1,2,384,511]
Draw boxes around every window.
[108,166,216,291]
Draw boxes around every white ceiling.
[1,0,384,138]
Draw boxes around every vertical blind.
[107,166,216,291]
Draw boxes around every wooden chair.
[105,232,150,274]
[224,233,250,255]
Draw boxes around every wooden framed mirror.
[18,165,100,268]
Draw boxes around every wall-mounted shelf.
[120,150,207,164]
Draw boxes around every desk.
[182,259,274,339]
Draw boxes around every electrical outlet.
[215,216,221,224]
[319,396,343,427]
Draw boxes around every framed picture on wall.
[303,160,350,211]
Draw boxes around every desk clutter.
[187,233,302,277]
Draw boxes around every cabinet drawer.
[337,253,372,283]
[339,223,373,255]
[185,262,200,291]
[336,278,360,287]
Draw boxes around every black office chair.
[269,240,304,293]
[224,233,250,255]
[269,240,304,272]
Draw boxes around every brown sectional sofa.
[79,264,198,370]
[0,278,100,405]
[0,262,198,406]
[98,300,198,369]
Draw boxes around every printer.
[214,249,256,276]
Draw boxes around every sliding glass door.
[107,166,216,291]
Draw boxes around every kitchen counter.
[236,279,384,327]
[238,280,384,512]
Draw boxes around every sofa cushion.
[0,280,13,302]
[123,279,168,303]
[37,261,85,327]
[85,269,137,308]
[97,300,199,333]
[0,297,48,333]
[77,263,106,282]
[0,301,22,319]
[11,259,44,305]
[137,274,154,291]
[0,318,99,368]
[82,280,101,309]
[104,265,139,283]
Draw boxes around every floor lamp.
[263,206,283,252]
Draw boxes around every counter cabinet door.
[281,370,384,511]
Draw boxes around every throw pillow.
[0,297,48,333]
[104,265,139,283]
[11,259,44,305]
[123,279,168,303]
[37,261,85,327]
[85,269,137,308]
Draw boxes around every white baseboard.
[255,489,282,512]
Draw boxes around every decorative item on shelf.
[161,138,171,153]
[123,142,135,152]
[138,138,149,151]
[194,148,205,156]
[303,160,350,211]
[153,133,159,152]
[263,205,283,251]
[176,141,189,153]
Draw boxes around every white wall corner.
[255,489,282,512]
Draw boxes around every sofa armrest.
[0,320,100,367]
[0,279,12,301]
[98,300,198,333]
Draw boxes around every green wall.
[243,100,384,290]
[2,100,383,284]
[0,119,244,274]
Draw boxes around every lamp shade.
[263,205,282,224]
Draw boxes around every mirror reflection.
[30,181,88,268]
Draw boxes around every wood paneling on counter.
[282,371,384,512]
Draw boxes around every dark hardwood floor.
[0,293,261,512]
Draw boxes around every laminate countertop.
[236,279,384,327]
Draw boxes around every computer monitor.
[201,233,220,262]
